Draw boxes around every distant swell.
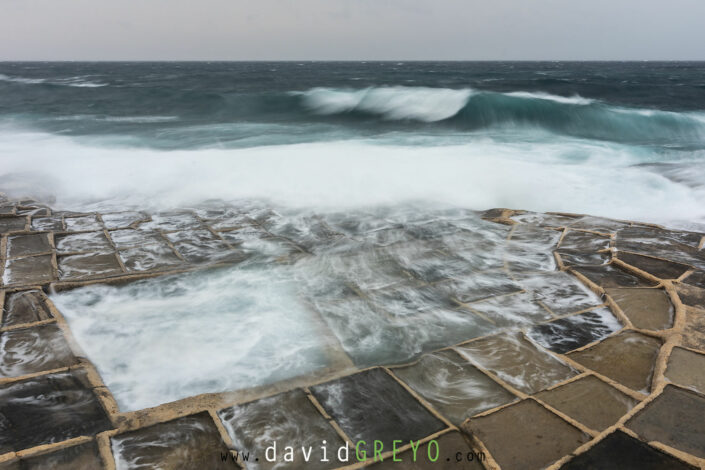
[0,73,108,88]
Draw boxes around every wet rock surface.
[0,371,111,452]
[534,375,637,431]
[559,430,696,470]
[310,368,446,449]
[1,197,705,468]
[463,399,590,470]
[111,413,230,470]
[568,330,662,393]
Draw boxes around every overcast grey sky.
[2,0,705,60]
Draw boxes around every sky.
[1,0,705,61]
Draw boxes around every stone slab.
[457,333,577,394]
[463,399,590,470]
[64,216,102,232]
[3,255,54,286]
[568,331,661,393]
[516,271,602,315]
[111,412,229,470]
[55,232,112,255]
[218,388,346,470]
[676,283,705,309]
[626,385,705,459]
[30,216,64,232]
[665,347,705,395]
[617,252,691,280]
[0,371,112,452]
[682,307,705,352]
[310,368,446,449]
[534,375,637,431]
[57,253,123,280]
[559,230,611,251]
[572,265,655,288]
[0,218,27,234]
[606,287,673,330]
[559,430,696,470]
[527,308,622,354]
[7,234,52,258]
[1,290,52,327]
[392,350,517,425]
[0,441,104,470]
[0,323,78,378]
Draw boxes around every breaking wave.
[293,86,705,145]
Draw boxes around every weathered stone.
[7,234,52,258]
[572,264,655,288]
[118,243,183,272]
[111,413,229,470]
[64,216,102,232]
[466,292,552,327]
[0,441,104,470]
[559,230,611,251]
[527,308,622,354]
[457,333,577,394]
[167,230,233,263]
[617,252,691,279]
[504,244,557,272]
[683,270,705,288]
[101,211,147,229]
[535,375,637,431]
[310,368,446,449]
[665,347,705,394]
[1,290,52,327]
[0,371,112,452]
[141,212,202,231]
[109,229,165,249]
[0,217,26,234]
[557,251,611,267]
[567,216,630,232]
[55,232,112,255]
[568,331,661,393]
[516,271,602,315]
[30,216,63,232]
[218,389,346,470]
[0,324,78,378]
[681,307,705,351]
[509,212,578,228]
[436,271,522,304]
[676,283,705,309]
[365,432,485,469]
[392,350,517,425]
[463,399,590,470]
[617,226,703,249]
[58,253,122,280]
[2,255,54,286]
[606,287,674,330]
[627,385,705,458]
[559,430,696,470]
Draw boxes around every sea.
[1,61,705,226]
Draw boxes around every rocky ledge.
[1,193,705,470]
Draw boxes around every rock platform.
[1,194,705,469]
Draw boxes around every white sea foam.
[0,128,703,225]
[297,86,474,122]
[52,266,337,411]
[505,91,595,105]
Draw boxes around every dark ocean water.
[1,62,704,226]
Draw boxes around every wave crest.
[297,86,475,122]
